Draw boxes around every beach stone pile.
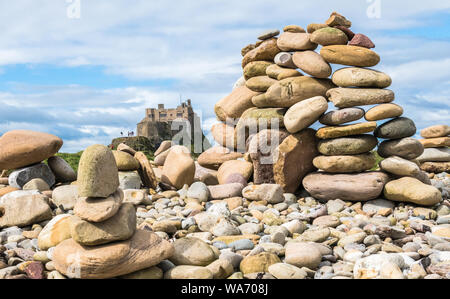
[417,125,450,174]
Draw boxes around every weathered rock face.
[378,138,424,160]
[327,88,395,108]
[365,104,403,121]
[161,146,195,189]
[170,237,217,266]
[53,229,174,279]
[292,51,332,78]
[320,45,380,67]
[8,163,55,189]
[70,203,136,246]
[319,108,365,126]
[0,194,52,228]
[112,151,140,171]
[332,67,392,88]
[313,153,376,173]
[374,117,417,139]
[0,130,63,170]
[74,189,123,223]
[384,177,442,206]
[242,38,281,68]
[316,122,377,139]
[47,156,77,183]
[77,144,119,198]
[214,86,259,121]
[421,125,450,139]
[263,76,336,108]
[134,152,158,189]
[284,96,328,134]
[276,32,317,52]
[248,129,289,185]
[303,172,389,202]
[273,129,319,193]
[317,135,378,156]
[37,214,72,251]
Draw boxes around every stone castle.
[137,100,206,148]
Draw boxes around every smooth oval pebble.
[310,27,348,46]
[292,51,332,78]
[365,104,403,121]
[318,135,378,155]
[313,153,376,173]
[319,108,365,125]
[274,52,297,68]
[377,137,424,160]
[284,96,328,134]
[374,117,416,139]
[332,67,392,88]
[321,45,380,67]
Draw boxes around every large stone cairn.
[417,125,450,174]
[51,144,173,279]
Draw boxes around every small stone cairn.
[417,125,450,174]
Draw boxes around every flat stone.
[117,143,137,156]
[365,104,403,121]
[420,162,450,174]
[384,177,442,206]
[214,86,260,122]
[164,265,213,279]
[70,203,136,246]
[332,67,391,88]
[318,135,378,155]
[22,178,50,192]
[242,184,284,204]
[319,108,365,126]
[327,88,394,108]
[421,125,450,139]
[268,263,308,279]
[246,76,277,92]
[37,214,72,251]
[374,117,417,139]
[380,156,421,177]
[198,146,244,170]
[292,51,332,78]
[208,183,244,200]
[321,45,380,67]
[303,172,389,202]
[316,122,377,139]
[243,61,274,80]
[74,189,123,222]
[9,163,55,189]
[416,148,450,163]
[420,137,450,148]
[283,25,306,33]
[53,229,174,279]
[378,138,424,160]
[242,38,281,68]
[276,32,317,52]
[284,96,328,134]
[134,152,158,189]
[266,64,302,81]
[258,29,280,40]
[313,153,376,173]
[0,194,52,228]
[349,34,375,49]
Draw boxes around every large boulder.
[303,172,389,202]
[161,146,195,189]
[47,156,77,183]
[53,229,174,279]
[0,130,63,170]
[0,194,52,228]
[77,145,119,198]
[273,129,319,193]
[8,163,55,189]
[70,203,136,246]
[384,177,442,206]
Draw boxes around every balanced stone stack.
[417,125,450,174]
[51,144,173,279]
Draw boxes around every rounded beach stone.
[319,108,365,126]
[332,67,392,88]
[170,237,217,266]
[284,96,328,134]
[242,38,281,68]
[316,122,377,139]
[419,137,450,148]
[420,125,450,139]
[310,27,348,46]
[326,88,395,108]
[292,51,332,78]
[378,138,424,160]
[276,32,318,52]
[379,156,421,177]
[239,252,281,274]
[416,148,450,163]
[112,151,140,171]
[198,146,244,170]
[214,86,259,121]
[374,117,416,139]
[307,23,329,33]
[77,144,119,198]
[318,135,378,155]
[384,177,442,206]
[313,153,376,173]
[365,104,403,121]
[266,64,302,81]
[245,76,277,92]
[321,45,380,67]
[285,242,322,269]
[283,25,306,33]
[258,29,280,40]
[303,172,389,202]
[74,189,123,223]
[274,52,297,68]
[243,61,273,80]
[161,146,195,189]
[47,156,77,183]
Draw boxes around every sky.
[0,0,449,153]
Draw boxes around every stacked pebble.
[48,144,173,279]
[417,125,450,174]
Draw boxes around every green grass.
[372,151,384,171]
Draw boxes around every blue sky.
[0,0,449,152]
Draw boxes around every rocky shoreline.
[0,11,449,280]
